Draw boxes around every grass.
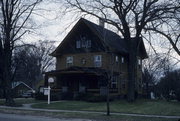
[32,99,180,116]
[0,98,179,121]
[0,98,45,106]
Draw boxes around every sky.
[22,0,180,68]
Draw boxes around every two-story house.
[44,18,148,99]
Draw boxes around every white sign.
[44,88,49,95]
[48,77,54,83]
[44,86,51,104]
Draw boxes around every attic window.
[82,39,91,48]
[87,40,91,48]
[121,57,124,63]
[76,40,81,48]
[115,56,118,62]
[76,35,91,48]
[81,37,86,48]
[138,59,141,65]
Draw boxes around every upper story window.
[81,37,86,48]
[138,59,141,69]
[66,56,73,67]
[121,57,124,63]
[94,55,102,67]
[76,35,91,48]
[87,40,91,48]
[76,40,81,48]
[138,59,141,65]
[115,56,119,63]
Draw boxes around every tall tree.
[13,40,55,89]
[0,0,41,106]
[63,0,180,102]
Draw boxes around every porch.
[45,66,119,98]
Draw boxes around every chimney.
[99,18,105,28]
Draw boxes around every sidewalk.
[0,103,180,119]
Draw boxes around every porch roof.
[45,66,120,77]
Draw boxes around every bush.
[61,92,74,100]
[74,92,88,101]
[35,92,47,100]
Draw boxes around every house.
[12,81,35,98]
[44,18,148,99]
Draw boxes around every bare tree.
[33,40,56,73]
[0,0,41,106]
[145,5,180,56]
[62,0,180,102]
[13,40,55,90]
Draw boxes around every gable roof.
[51,18,148,59]
[12,81,35,92]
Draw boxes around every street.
[0,113,92,121]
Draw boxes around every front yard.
[32,99,180,116]
[0,98,45,106]
[0,98,179,121]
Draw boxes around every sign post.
[44,77,54,105]
[48,86,51,104]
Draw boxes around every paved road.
[0,113,92,121]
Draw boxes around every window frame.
[76,40,81,48]
[121,56,124,63]
[94,55,102,67]
[66,56,73,67]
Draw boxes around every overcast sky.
[22,0,180,68]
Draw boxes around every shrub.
[35,92,47,100]
[61,92,74,100]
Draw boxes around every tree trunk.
[127,38,138,102]
[3,46,15,106]
[106,80,110,116]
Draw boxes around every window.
[66,56,73,67]
[76,40,81,48]
[94,55,102,67]
[138,59,141,65]
[81,37,86,48]
[115,56,119,62]
[86,40,91,48]
[111,76,118,88]
[138,59,141,69]
[76,35,91,48]
[121,57,124,63]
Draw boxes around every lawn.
[0,98,45,106]
[32,99,180,116]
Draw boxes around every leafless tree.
[33,40,56,73]
[13,40,55,89]
[0,0,41,106]
[62,0,180,103]
[145,6,180,56]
